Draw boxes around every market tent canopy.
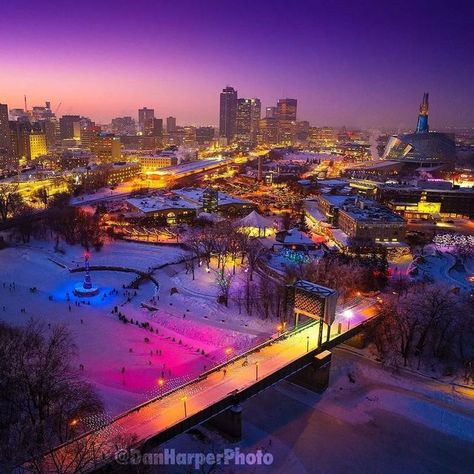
[237,210,275,237]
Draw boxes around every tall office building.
[235,98,261,147]
[29,132,47,159]
[166,116,177,133]
[111,116,136,135]
[265,106,277,119]
[138,108,154,133]
[219,86,238,142]
[38,119,57,148]
[91,133,121,164]
[59,115,81,140]
[9,121,46,162]
[276,98,297,144]
[0,103,11,155]
[296,120,310,141]
[196,127,215,146]
[258,117,278,145]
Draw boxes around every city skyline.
[1,0,474,128]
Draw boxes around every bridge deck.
[28,301,379,473]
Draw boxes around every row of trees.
[282,252,389,305]
[369,281,474,382]
[45,198,104,251]
[184,220,389,319]
[0,182,71,223]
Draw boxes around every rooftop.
[321,194,405,223]
[127,194,200,213]
[173,187,250,206]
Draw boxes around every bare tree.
[216,267,233,307]
[0,320,103,471]
[0,182,24,221]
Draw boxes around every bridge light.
[343,309,353,330]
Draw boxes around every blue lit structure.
[415,92,429,133]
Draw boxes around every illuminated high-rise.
[0,103,11,155]
[236,98,261,147]
[265,106,277,119]
[29,132,47,159]
[258,117,278,145]
[276,98,297,144]
[138,107,154,133]
[219,86,237,142]
[91,132,121,164]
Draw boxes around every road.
[31,302,378,473]
[407,219,474,236]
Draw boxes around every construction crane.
[54,101,62,116]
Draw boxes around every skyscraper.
[219,86,237,142]
[138,108,154,133]
[416,92,429,133]
[235,98,261,147]
[265,106,277,119]
[0,103,11,155]
[150,118,163,137]
[59,115,81,140]
[91,133,121,164]
[28,132,47,159]
[166,116,177,133]
[276,98,297,144]
[258,117,278,145]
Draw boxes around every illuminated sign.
[417,201,441,214]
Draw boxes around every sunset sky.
[1,0,473,129]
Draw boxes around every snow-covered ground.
[153,348,474,473]
[409,246,474,292]
[0,240,274,415]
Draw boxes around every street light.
[158,378,164,396]
[343,309,353,331]
[181,396,188,417]
[255,362,259,381]
[225,347,232,361]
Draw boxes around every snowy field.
[409,246,474,292]
[154,349,474,474]
[30,239,187,272]
[0,240,274,415]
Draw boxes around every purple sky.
[1,0,473,129]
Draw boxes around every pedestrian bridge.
[27,300,379,473]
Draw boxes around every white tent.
[237,210,275,237]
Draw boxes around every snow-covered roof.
[277,228,314,245]
[197,212,224,222]
[237,210,274,229]
[127,195,200,213]
[174,188,250,206]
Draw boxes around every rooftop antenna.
[24,95,27,112]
